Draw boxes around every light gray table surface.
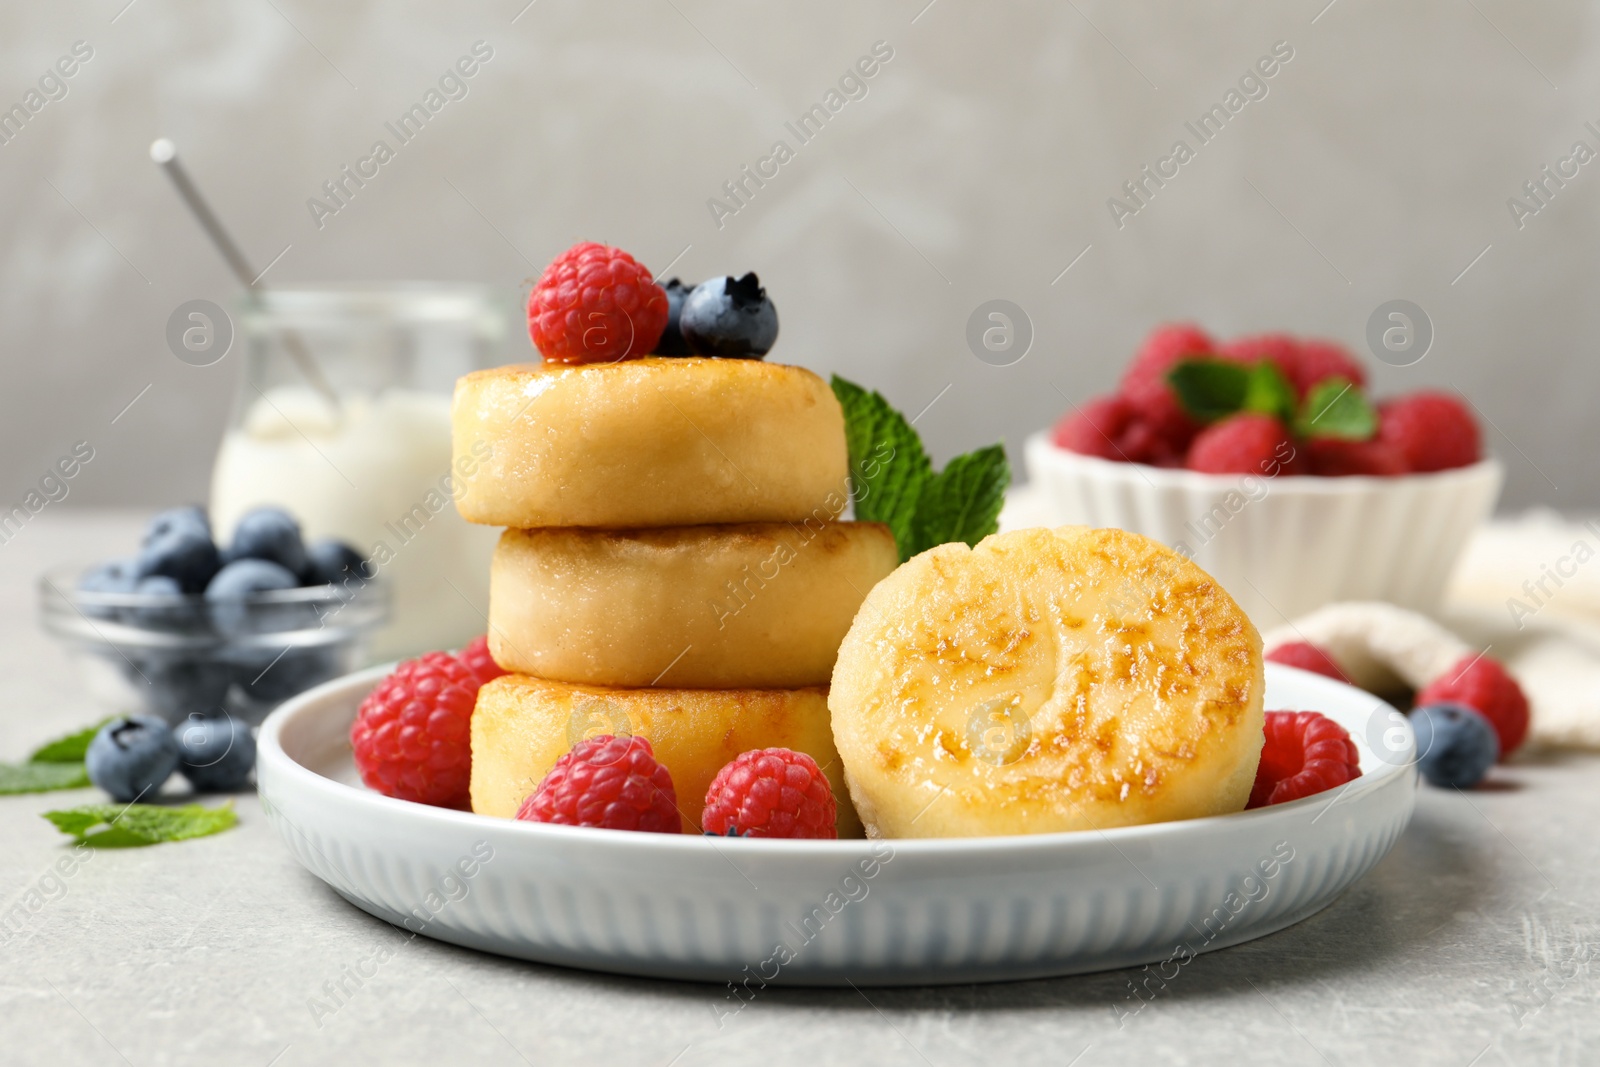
[2,510,1595,1067]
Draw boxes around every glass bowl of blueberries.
[40,505,389,727]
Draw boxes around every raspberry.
[1118,324,1214,451]
[526,241,669,364]
[1415,654,1529,758]
[516,734,681,833]
[456,635,509,688]
[1247,710,1362,809]
[1185,413,1296,475]
[1266,641,1350,684]
[1218,333,1301,385]
[702,748,838,839]
[1377,392,1481,473]
[1051,394,1179,466]
[1306,437,1408,477]
[1292,339,1367,397]
[350,652,479,808]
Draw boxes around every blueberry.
[233,645,346,705]
[224,506,307,577]
[77,558,138,619]
[679,272,779,359]
[304,539,370,587]
[175,712,256,792]
[85,715,180,802]
[128,574,202,631]
[654,277,694,356]
[1412,702,1499,788]
[80,558,138,593]
[136,524,221,594]
[143,506,211,548]
[123,653,235,723]
[206,559,301,634]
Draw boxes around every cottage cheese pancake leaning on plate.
[829,525,1265,838]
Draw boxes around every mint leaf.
[907,445,1010,558]
[1297,377,1377,440]
[0,761,91,795]
[1241,361,1297,424]
[831,376,932,553]
[830,376,1012,562]
[42,802,237,848]
[1167,359,1252,422]
[29,719,113,764]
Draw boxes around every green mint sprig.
[0,762,91,795]
[29,718,113,764]
[0,718,115,795]
[1167,359,1375,440]
[43,802,237,848]
[831,376,1010,562]
[1297,377,1377,440]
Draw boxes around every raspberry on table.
[1247,710,1362,809]
[1415,654,1528,759]
[526,241,670,364]
[1185,413,1297,475]
[1377,391,1481,473]
[516,734,681,833]
[1266,641,1351,684]
[1118,323,1213,451]
[1051,394,1178,466]
[702,748,838,839]
[351,652,480,808]
[456,634,509,688]
[1306,436,1408,477]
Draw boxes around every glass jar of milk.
[210,285,506,659]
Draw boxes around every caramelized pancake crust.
[451,358,849,528]
[489,521,897,688]
[472,674,863,837]
[829,526,1264,838]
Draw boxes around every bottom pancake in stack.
[472,674,862,837]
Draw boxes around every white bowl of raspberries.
[1028,325,1502,626]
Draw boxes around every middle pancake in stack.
[455,357,895,835]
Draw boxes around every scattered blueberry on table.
[85,716,181,803]
[1411,702,1499,789]
[175,713,257,792]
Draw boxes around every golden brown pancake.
[829,526,1264,838]
[488,521,897,689]
[451,358,848,529]
[472,673,863,837]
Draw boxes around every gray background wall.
[1,0,1594,513]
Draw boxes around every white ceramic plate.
[257,664,1416,986]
